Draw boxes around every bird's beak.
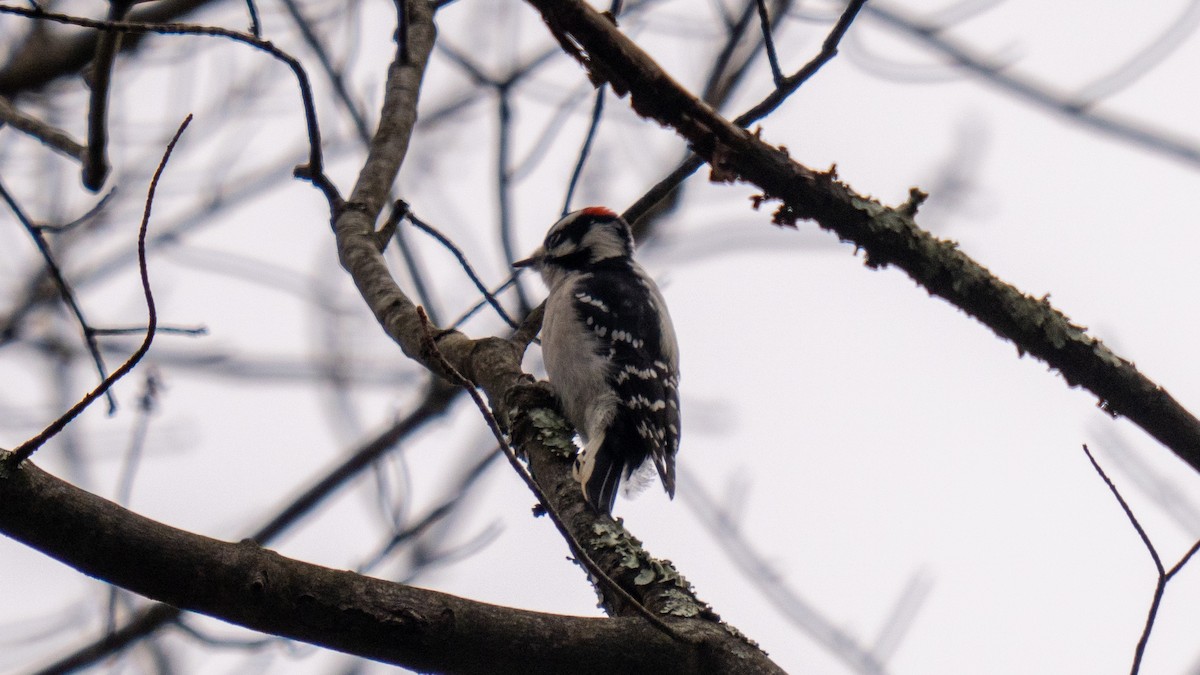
[512,248,544,269]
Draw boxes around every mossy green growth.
[590,521,706,617]
[591,520,642,570]
[526,407,577,459]
[656,588,703,618]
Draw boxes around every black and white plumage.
[513,207,680,515]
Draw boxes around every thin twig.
[496,87,531,314]
[865,2,1200,169]
[0,95,85,160]
[280,0,369,142]
[754,0,784,86]
[737,0,866,124]
[5,114,191,468]
[510,82,594,182]
[624,0,866,224]
[37,188,118,233]
[0,4,340,206]
[1166,538,1200,578]
[92,325,207,336]
[377,201,442,325]
[415,307,684,640]
[1081,444,1200,674]
[243,0,261,37]
[560,0,623,214]
[624,0,776,238]
[114,370,160,506]
[402,204,520,329]
[0,178,116,413]
[449,275,520,329]
[393,216,442,326]
[562,85,606,216]
[1082,444,1162,574]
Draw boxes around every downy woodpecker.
[514,207,680,515]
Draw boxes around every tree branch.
[324,7,778,670]
[0,0,223,96]
[0,95,85,160]
[525,0,1200,475]
[0,452,700,675]
[865,3,1200,170]
[31,381,460,674]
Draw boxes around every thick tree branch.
[525,0,1200,475]
[0,452,703,675]
[31,382,461,674]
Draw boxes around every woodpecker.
[514,207,680,515]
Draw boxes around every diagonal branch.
[0,95,85,160]
[4,114,190,467]
[865,3,1200,170]
[322,6,776,670]
[525,0,1200,474]
[624,0,865,226]
[0,178,116,413]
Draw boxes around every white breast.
[541,274,618,440]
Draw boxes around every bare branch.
[527,0,1200,478]
[0,4,340,204]
[80,1,132,191]
[1081,444,1200,674]
[753,0,784,86]
[0,0,223,95]
[562,85,606,215]
[416,307,684,641]
[624,0,866,226]
[0,95,85,160]
[0,178,116,413]
[865,2,1200,169]
[0,452,704,675]
[32,382,461,673]
[402,204,521,329]
[326,8,773,664]
[5,114,191,468]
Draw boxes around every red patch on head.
[580,206,617,219]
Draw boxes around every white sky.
[4,1,1200,673]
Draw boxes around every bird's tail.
[574,432,623,516]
